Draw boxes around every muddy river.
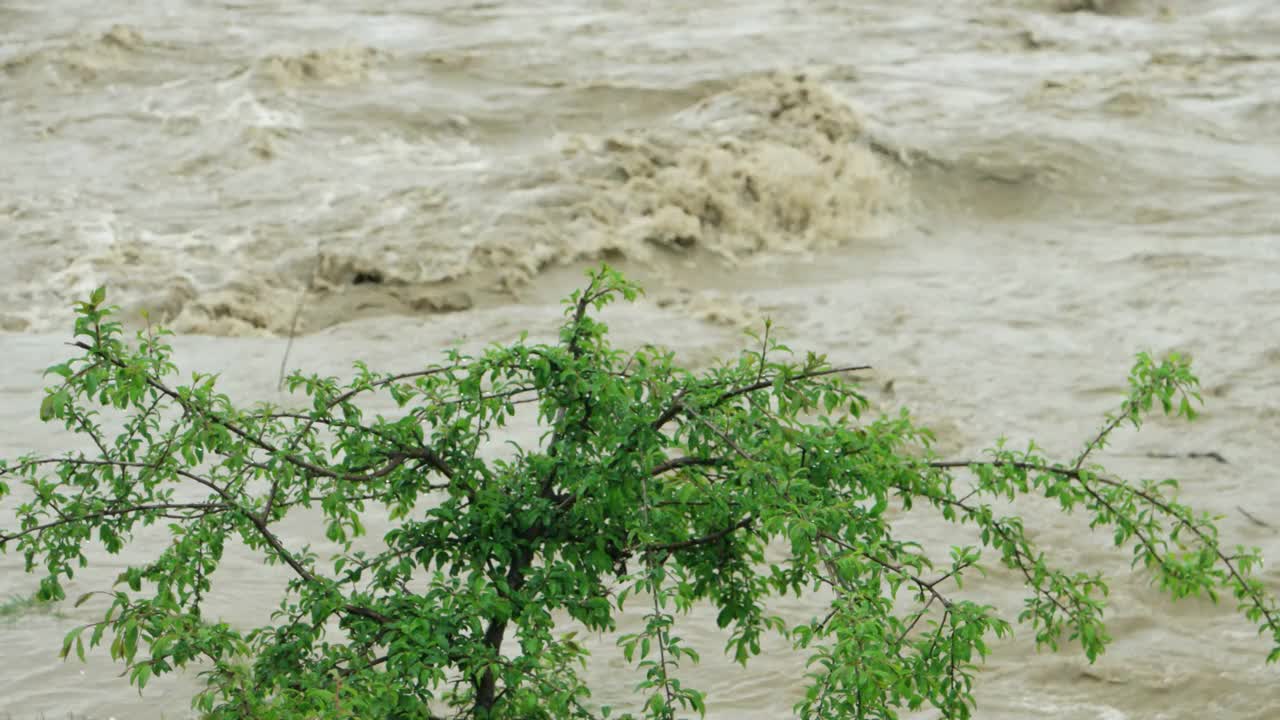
[2,0,1278,717]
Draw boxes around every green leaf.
[39,394,57,422]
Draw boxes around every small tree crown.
[3,267,1277,719]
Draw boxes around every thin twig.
[277,249,322,390]
[1237,506,1274,530]
[932,458,1280,632]
[1,501,228,544]
[643,516,754,555]
[639,468,678,716]
[1145,450,1229,464]
[649,455,726,476]
[714,364,873,407]
[1074,407,1129,472]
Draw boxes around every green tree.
[2,268,1277,719]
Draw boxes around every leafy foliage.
[2,267,1277,719]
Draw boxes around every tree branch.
[643,515,754,555]
[1,501,228,545]
[931,459,1279,631]
[714,364,872,407]
[649,456,726,477]
[69,341,453,486]
[649,364,871,435]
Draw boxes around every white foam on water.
[2,1,1279,717]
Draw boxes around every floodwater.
[2,0,1279,717]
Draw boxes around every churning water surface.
[2,1,1279,717]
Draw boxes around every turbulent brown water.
[3,0,1279,717]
